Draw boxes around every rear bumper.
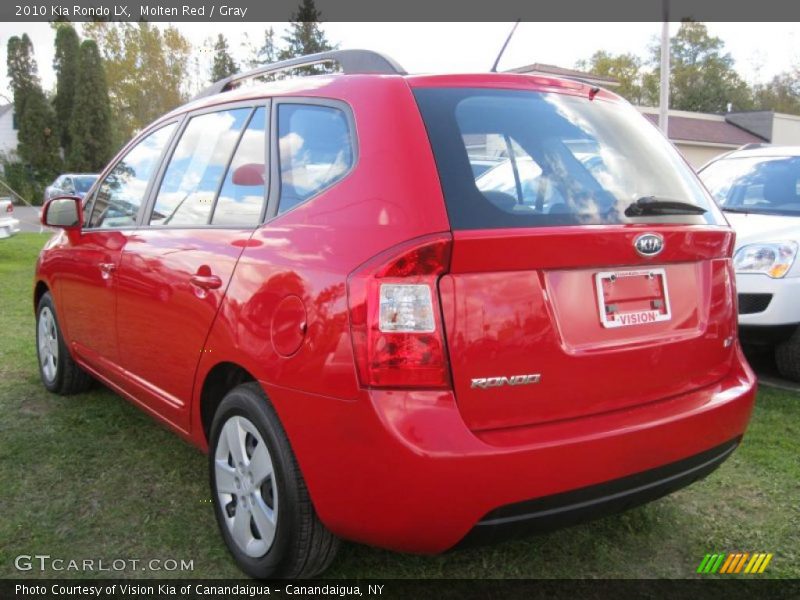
[0,217,20,237]
[459,437,739,547]
[263,349,756,553]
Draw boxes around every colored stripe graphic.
[720,553,737,573]
[699,553,773,574]
[734,553,749,573]
[759,554,773,573]
[744,554,760,573]
[710,554,725,573]
[697,554,712,573]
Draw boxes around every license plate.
[595,268,672,328]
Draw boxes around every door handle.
[99,262,116,279]
[190,274,223,290]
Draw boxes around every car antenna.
[490,20,521,73]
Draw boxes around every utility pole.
[658,1,670,134]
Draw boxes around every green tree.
[6,34,39,125]
[17,88,62,184]
[279,0,337,74]
[576,51,644,104]
[249,27,278,67]
[753,71,800,116]
[82,22,190,145]
[210,34,238,82]
[646,22,753,112]
[6,34,61,188]
[68,40,113,171]
[53,24,81,154]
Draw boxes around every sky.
[1,21,799,104]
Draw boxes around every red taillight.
[347,233,452,389]
[5,203,12,213]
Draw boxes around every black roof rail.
[194,49,407,100]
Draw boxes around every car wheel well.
[34,281,49,311]
[200,362,257,442]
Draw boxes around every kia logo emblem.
[634,233,664,257]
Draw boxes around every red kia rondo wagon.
[34,50,756,578]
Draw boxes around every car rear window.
[413,87,719,230]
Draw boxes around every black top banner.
[2,0,800,22]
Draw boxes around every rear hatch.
[413,81,737,432]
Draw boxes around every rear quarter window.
[276,103,354,215]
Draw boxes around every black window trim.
[83,117,184,232]
[263,96,358,224]
[139,98,272,231]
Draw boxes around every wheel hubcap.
[215,415,278,557]
[38,307,58,383]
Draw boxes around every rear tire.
[209,382,339,578]
[775,327,800,383]
[36,292,93,394]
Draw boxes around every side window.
[212,107,267,226]
[62,177,75,194]
[150,108,250,226]
[277,104,354,214]
[88,123,176,228]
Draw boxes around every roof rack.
[194,49,407,99]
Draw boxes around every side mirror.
[42,196,82,230]
[232,163,266,187]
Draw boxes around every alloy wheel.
[214,415,278,557]
[38,306,59,383]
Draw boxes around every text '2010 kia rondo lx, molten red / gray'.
[34,50,756,578]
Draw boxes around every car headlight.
[733,242,798,278]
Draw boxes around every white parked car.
[0,197,20,238]
[699,146,800,381]
[44,173,99,203]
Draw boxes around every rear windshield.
[699,155,800,217]
[413,88,720,229]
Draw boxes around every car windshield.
[414,88,721,229]
[74,175,98,193]
[699,155,800,216]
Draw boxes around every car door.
[114,103,269,431]
[57,122,177,384]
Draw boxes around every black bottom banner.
[2,579,799,600]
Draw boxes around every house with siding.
[0,104,18,161]
[637,107,766,168]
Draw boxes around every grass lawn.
[1,232,798,579]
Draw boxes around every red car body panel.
[114,228,252,432]
[35,70,757,554]
[442,226,739,431]
[253,356,753,552]
[41,229,128,386]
